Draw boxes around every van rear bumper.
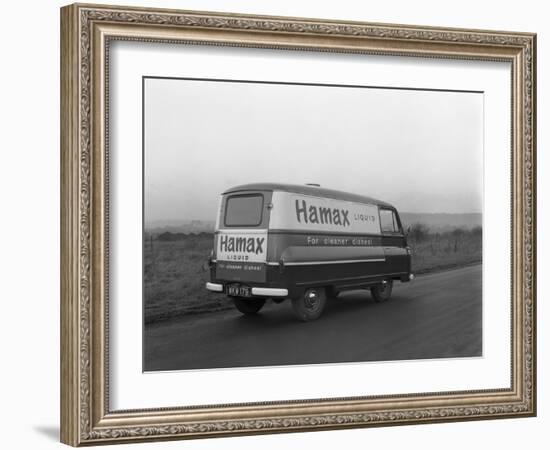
[205,282,224,292]
[251,287,288,297]
[205,282,288,298]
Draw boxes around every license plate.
[226,284,251,297]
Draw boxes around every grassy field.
[144,227,482,323]
[408,225,482,274]
[144,234,225,323]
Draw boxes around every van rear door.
[214,192,271,283]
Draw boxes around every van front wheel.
[292,288,327,321]
[370,280,393,302]
[232,297,266,315]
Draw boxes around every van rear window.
[224,194,264,227]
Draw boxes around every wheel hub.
[304,290,320,310]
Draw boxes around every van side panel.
[269,191,380,234]
[264,191,409,293]
[265,232,393,293]
[267,232,386,265]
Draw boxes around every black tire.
[291,287,327,321]
[232,297,266,315]
[370,280,393,302]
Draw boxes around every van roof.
[223,183,394,208]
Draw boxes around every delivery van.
[206,183,413,321]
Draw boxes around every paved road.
[144,264,482,371]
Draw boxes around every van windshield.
[224,194,264,227]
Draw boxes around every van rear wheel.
[292,287,327,321]
[371,280,393,302]
[232,297,266,315]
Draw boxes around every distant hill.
[156,231,213,241]
[145,220,215,235]
[399,213,482,232]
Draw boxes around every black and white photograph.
[143,76,483,372]
[51,1,537,447]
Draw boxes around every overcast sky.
[144,78,483,225]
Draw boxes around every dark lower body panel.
[210,260,411,299]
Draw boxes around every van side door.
[379,207,409,276]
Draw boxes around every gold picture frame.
[60,3,536,446]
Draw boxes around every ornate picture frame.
[60,3,536,446]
